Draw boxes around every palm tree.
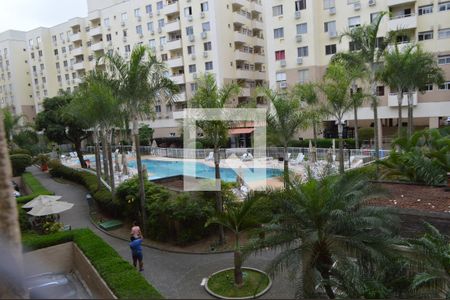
[341,12,397,159]
[0,110,27,298]
[102,45,178,234]
[206,196,259,286]
[259,86,309,187]
[2,107,24,145]
[320,62,355,174]
[246,172,399,298]
[191,73,240,244]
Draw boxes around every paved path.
[28,167,295,299]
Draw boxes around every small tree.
[139,125,154,146]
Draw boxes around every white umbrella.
[27,201,74,216]
[22,195,62,209]
[151,140,158,148]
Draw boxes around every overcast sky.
[0,0,87,33]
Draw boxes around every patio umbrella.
[22,195,62,209]
[27,201,74,217]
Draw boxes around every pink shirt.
[131,226,141,237]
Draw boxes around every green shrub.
[10,154,32,176]
[48,159,62,169]
[16,172,54,204]
[18,205,31,232]
[359,127,375,141]
[10,148,32,156]
[22,229,163,299]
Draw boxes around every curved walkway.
[28,167,295,299]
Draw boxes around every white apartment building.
[263,0,450,144]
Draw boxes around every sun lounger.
[205,152,214,161]
[241,152,254,161]
[290,153,305,165]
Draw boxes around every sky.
[0,0,87,33]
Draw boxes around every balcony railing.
[388,13,417,31]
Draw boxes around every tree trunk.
[301,252,315,298]
[74,140,87,168]
[93,128,102,191]
[106,131,115,198]
[234,233,243,287]
[133,118,147,237]
[338,122,344,174]
[353,105,359,149]
[313,122,318,148]
[397,92,403,137]
[371,79,380,161]
[214,147,225,245]
[283,144,289,188]
[100,131,109,182]
[0,112,27,298]
[407,91,414,138]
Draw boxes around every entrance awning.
[229,128,254,135]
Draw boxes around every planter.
[205,267,272,299]
[41,163,48,172]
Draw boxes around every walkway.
[28,167,295,299]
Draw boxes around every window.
[438,54,450,64]
[121,12,128,21]
[323,0,335,9]
[418,5,433,15]
[54,49,58,55]
[63,60,68,67]
[274,28,284,38]
[56,62,60,69]
[295,0,306,11]
[160,36,166,45]
[147,22,154,32]
[161,54,168,61]
[202,22,210,32]
[32,65,37,72]
[420,84,433,91]
[184,7,192,16]
[325,44,337,55]
[155,105,161,113]
[31,52,35,59]
[187,45,195,54]
[149,39,156,48]
[36,36,41,44]
[28,39,33,47]
[157,1,163,10]
[348,16,361,28]
[158,19,165,28]
[106,34,112,41]
[205,61,213,71]
[275,50,285,60]
[52,35,57,42]
[298,69,309,83]
[201,2,209,12]
[189,64,196,73]
[296,23,307,34]
[276,72,286,82]
[324,21,336,33]
[42,77,46,83]
[438,28,450,39]
[57,75,61,82]
[123,30,128,37]
[125,45,131,52]
[59,33,64,41]
[370,12,381,24]
[438,81,450,90]
[297,46,309,57]
[272,5,283,16]
[418,31,433,41]
[204,42,212,51]
[146,5,152,14]
[191,83,198,91]
[136,25,143,35]
[376,86,385,96]
[349,41,361,51]
[439,1,450,11]
[134,8,141,17]
[65,74,69,80]
[186,26,194,35]
[38,50,43,57]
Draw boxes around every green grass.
[207,268,270,298]
[22,229,163,299]
[16,172,54,204]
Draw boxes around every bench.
[99,219,123,231]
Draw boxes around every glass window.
[275,50,285,60]
[125,45,131,52]
[36,36,41,44]
[418,31,433,41]
[136,25,143,35]
[158,19,165,28]
[149,39,156,47]
[184,7,192,16]
[134,8,141,17]
[272,5,283,16]
[296,23,307,34]
[205,61,213,70]
[52,35,57,42]
[157,1,163,10]
[54,49,58,55]
[191,83,198,91]
[325,44,337,55]
[370,12,381,23]
[438,28,450,39]
[348,16,361,28]
[204,42,212,51]
[298,69,309,83]
[274,28,284,38]
[29,39,33,47]
[438,81,450,90]
[188,45,195,54]
[202,22,211,32]
[147,22,154,32]
[160,36,166,45]
[438,54,450,64]
[201,2,209,12]
[323,0,335,9]
[146,4,152,13]
[276,72,286,81]
[295,0,306,11]
[121,12,128,21]
[418,5,433,15]
[297,46,309,57]
[438,1,450,11]
[324,21,336,33]
[189,64,196,73]
[186,26,194,35]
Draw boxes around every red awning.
[229,128,255,135]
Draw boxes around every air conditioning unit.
[188,15,193,22]
[328,31,337,38]
[123,37,127,42]
[160,45,164,51]
[280,60,286,67]
[201,31,207,39]
[139,34,144,38]
[189,34,195,42]
[137,16,142,22]
[329,7,336,15]
[297,57,303,65]
[279,81,287,89]
[353,2,361,10]
[121,21,125,26]
[200,12,205,18]
[203,51,208,58]
[296,34,302,42]
[295,11,301,19]
[158,27,162,33]
[191,54,196,60]
[368,0,376,6]
[192,73,197,79]
[36,45,40,49]
[150,30,155,35]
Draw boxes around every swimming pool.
[128,160,282,182]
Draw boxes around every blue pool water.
[128,160,282,182]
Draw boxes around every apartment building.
[0,30,35,121]
[263,0,450,144]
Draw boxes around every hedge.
[10,154,32,176]
[16,172,54,204]
[22,229,163,299]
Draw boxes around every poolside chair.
[241,152,253,161]
[290,153,305,165]
[205,152,214,161]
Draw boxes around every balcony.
[165,20,180,33]
[172,110,185,120]
[253,37,265,47]
[173,92,187,103]
[234,31,253,44]
[388,92,417,107]
[89,27,102,37]
[388,14,417,31]
[71,33,82,42]
[235,50,253,61]
[166,38,182,51]
[73,61,85,71]
[251,0,263,13]
[74,78,82,84]
[163,2,179,15]
[91,42,104,52]
[387,0,416,6]
[252,19,264,30]
[170,74,185,84]
[232,0,247,7]
[254,54,265,64]
[241,87,251,97]
[72,47,84,56]
[167,56,183,68]
[88,10,101,21]
[236,69,254,79]
[387,42,412,52]
[233,11,250,25]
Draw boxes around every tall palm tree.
[102,45,178,234]
[320,62,355,174]
[259,86,309,187]
[0,110,27,298]
[1,107,23,145]
[206,195,259,286]
[340,12,397,159]
[191,73,240,244]
[246,172,399,299]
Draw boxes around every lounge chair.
[241,152,253,161]
[205,152,214,161]
[290,153,305,165]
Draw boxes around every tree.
[341,12,397,160]
[320,62,355,174]
[1,107,23,144]
[206,196,259,286]
[139,125,154,146]
[247,172,399,298]
[191,73,240,244]
[259,86,309,187]
[35,94,89,168]
[102,45,178,235]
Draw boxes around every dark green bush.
[22,229,163,299]
[16,172,54,204]
[358,127,375,141]
[10,154,32,176]
[18,205,31,232]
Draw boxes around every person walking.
[130,221,142,239]
[129,236,144,272]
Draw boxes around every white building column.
[428,117,439,129]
